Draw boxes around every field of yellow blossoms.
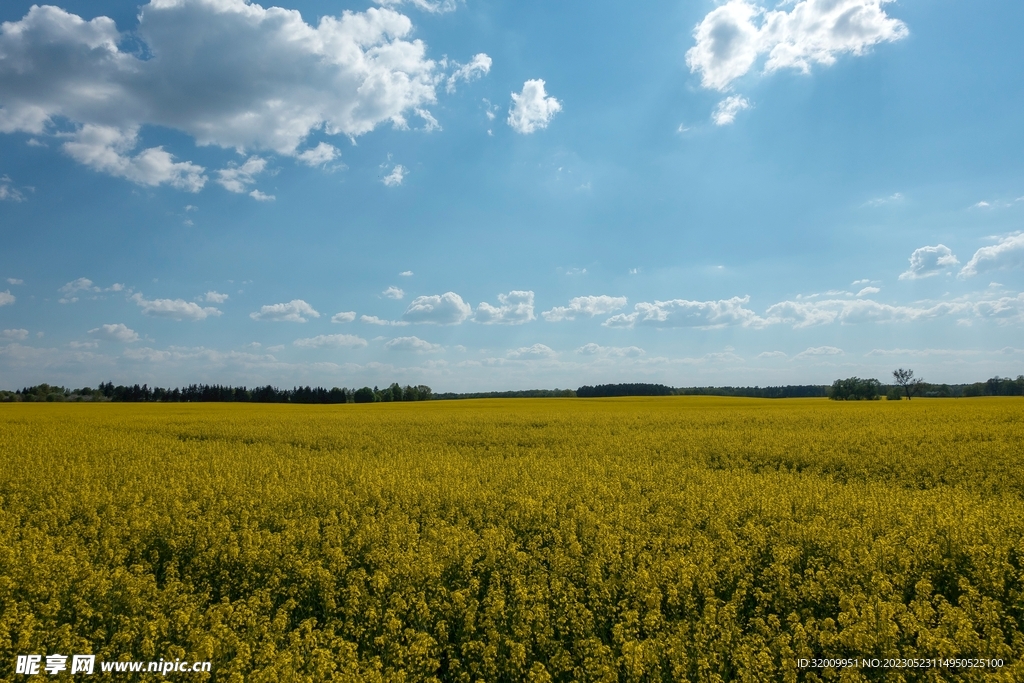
[2,397,1023,681]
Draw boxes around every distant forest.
[3,376,1021,403]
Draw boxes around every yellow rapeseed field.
[2,397,1023,682]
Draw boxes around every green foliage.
[2,398,1024,681]
[353,387,375,403]
[829,377,881,400]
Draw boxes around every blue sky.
[1,0,1022,391]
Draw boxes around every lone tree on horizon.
[892,368,922,400]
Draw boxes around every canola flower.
[1,397,1022,681]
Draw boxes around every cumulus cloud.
[384,335,442,352]
[0,2,444,185]
[382,164,406,186]
[293,333,367,348]
[856,286,881,296]
[575,343,644,358]
[63,124,206,191]
[360,315,408,326]
[58,277,98,301]
[383,286,405,300]
[6,278,23,285]
[403,292,471,324]
[88,323,139,342]
[542,295,627,322]
[0,290,15,306]
[331,311,356,323]
[446,53,492,93]
[474,290,535,325]
[217,156,268,193]
[250,299,319,322]
[132,293,221,320]
[899,244,959,280]
[764,297,972,328]
[375,0,460,14]
[795,345,843,359]
[604,296,763,328]
[507,343,556,360]
[295,142,339,167]
[712,95,750,125]
[959,234,1024,278]
[249,189,275,201]
[508,79,562,134]
[399,270,414,277]
[686,0,908,92]
[972,292,1024,322]
[0,175,26,201]
[757,350,787,359]
[2,328,29,341]
[204,291,229,303]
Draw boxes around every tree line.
[1,382,433,403]
[3,375,1021,403]
[576,383,829,398]
[829,370,1024,401]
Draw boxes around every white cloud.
[88,323,139,343]
[2,328,29,341]
[6,278,23,285]
[604,296,763,329]
[757,350,787,359]
[403,292,471,324]
[0,2,441,183]
[384,335,442,352]
[399,270,414,277]
[795,345,843,359]
[856,286,881,296]
[217,156,267,193]
[58,277,119,303]
[0,291,15,306]
[249,189,275,201]
[712,95,750,125]
[474,290,535,325]
[63,124,206,191]
[575,343,644,358]
[764,297,972,328]
[132,293,222,321]
[360,315,408,326]
[331,311,356,323]
[446,53,492,93]
[383,286,405,300]
[374,0,460,14]
[293,333,367,348]
[959,234,1024,278]
[382,164,406,186]
[865,348,979,357]
[59,278,97,295]
[899,244,959,280]
[0,176,26,201]
[204,291,229,303]
[972,292,1024,322]
[507,343,556,360]
[687,0,908,92]
[508,79,562,134]
[249,299,319,322]
[296,142,339,167]
[542,295,627,322]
